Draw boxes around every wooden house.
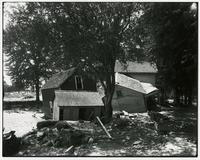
[115,61,157,86]
[53,91,103,120]
[112,73,158,113]
[41,67,103,120]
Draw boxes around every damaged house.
[41,61,158,119]
[112,73,158,113]
[115,61,157,85]
[41,67,103,120]
[111,61,159,112]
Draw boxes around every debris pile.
[18,120,97,156]
[11,109,196,156]
[112,110,157,131]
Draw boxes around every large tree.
[3,3,58,101]
[141,2,198,105]
[39,2,146,121]
[4,2,147,120]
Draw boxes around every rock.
[37,120,58,130]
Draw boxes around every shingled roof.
[41,67,76,90]
[54,90,104,106]
[115,61,157,73]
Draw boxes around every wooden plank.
[65,145,74,154]
[96,116,112,139]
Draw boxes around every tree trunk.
[104,94,113,121]
[102,71,115,123]
[35,79,40,102]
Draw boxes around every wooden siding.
[112,85,147,113]
[53,105,101,121]
[42,68,97,118]
[41,88,58,118]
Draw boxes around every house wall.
[53,102,101,121]
[112,85,147,113]
[123,73,156,86]
[42,69,97,119]
[41,88,58,118]
[60,73,97,91]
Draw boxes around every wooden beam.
[96,116,112,139]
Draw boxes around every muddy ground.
[3,104,197,157]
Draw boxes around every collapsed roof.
[115,73,158,94]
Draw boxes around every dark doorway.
[59,108,64,120]
[79,108,95,121]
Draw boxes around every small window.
[75,75,83,90]
[116,90,123,98]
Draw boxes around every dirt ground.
[74,106,197,156]
[3,108,44,137]
[3,104,197,157]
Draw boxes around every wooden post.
[96,116,112,139]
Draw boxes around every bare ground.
[3,105,197,157]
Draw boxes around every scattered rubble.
[7,108,196,157]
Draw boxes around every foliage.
[3,3,58,101]
[38,2,146,120]
[141,3,198,104]
[4,2,146,118]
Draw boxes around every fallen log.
[37,120,58,129]
[96,116,112,139]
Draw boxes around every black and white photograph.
[2,1,198,157]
